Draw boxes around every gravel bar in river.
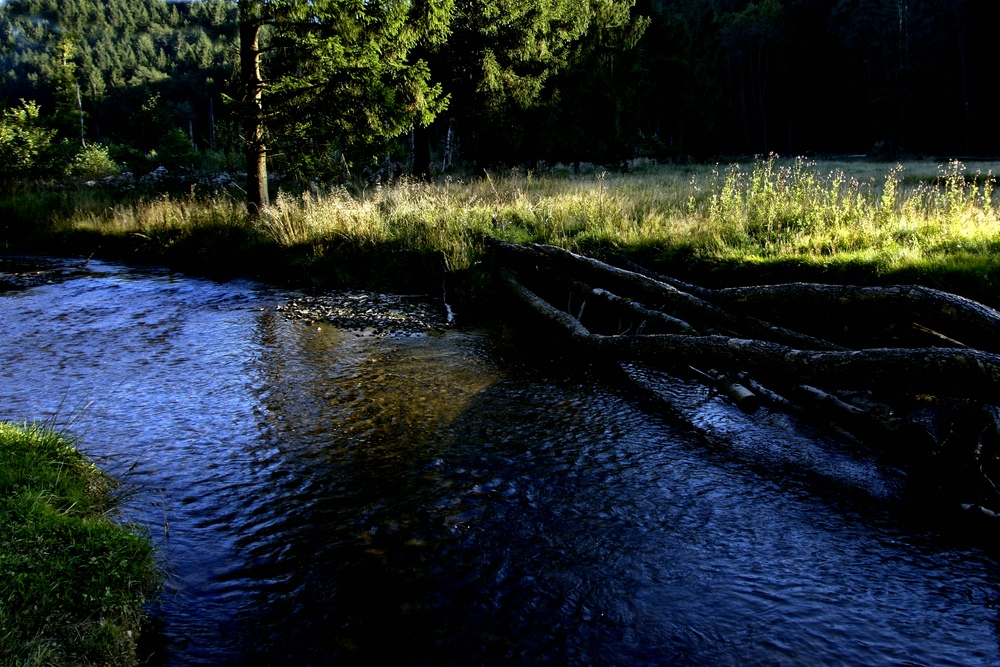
[276,291,453,337]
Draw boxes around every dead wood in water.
[500,268,1000,401]
[490,239,844,350]
[487,237,1000,514]
[610,254,1000,352]
[714,283,1000,351]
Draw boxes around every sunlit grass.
[690,156,1000,275]
[23,156,1000,291]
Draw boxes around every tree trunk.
[488,238,842,350]
[209,96,216,150]
[75,82,86,148]
[498,269,1000,401]
[607,254,1000,353]
[240,6,268,213]
[757,44,768,153]
[956,6,971,155]
[711,282,1000,352]
[442,117,453,172]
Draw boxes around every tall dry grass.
[53,157,1000,279]
[696,156,999,272]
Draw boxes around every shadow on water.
[194,317,1000,666]
[1,258,1000,666]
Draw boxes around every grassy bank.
[0,422,159,667]
[4,157,1000,304]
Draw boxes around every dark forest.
[2,0,998,186]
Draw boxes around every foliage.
[0,0,237,159]
[0,422,159,667]
[432,0,646,168]
[531,0,649,165]
[607,0,1000,160]
[21,159,1000,300]
[247,0,455,181]
[699,156,1000,265]
[3,0,1000,181]
[0,99,57,183]
[66,142,121,181]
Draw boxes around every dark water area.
[2,257,1000,666]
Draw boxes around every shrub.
[66,143,122,181]
[0,100,58,184]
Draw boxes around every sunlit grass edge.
[5,156,1000,300]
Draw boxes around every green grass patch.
[0,422,159,667]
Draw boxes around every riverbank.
[0,422,159,667]
[4,157,1000,309]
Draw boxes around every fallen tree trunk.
[500,270,1000,400]
[583,285,697,335]
[487,238,844,350]
[608,253,1000,352]
[489,237,1000,514]
[714,283,1000,352]
[509,262,698,335]
[592,336,1000,400]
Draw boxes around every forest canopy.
[1,0,997,190]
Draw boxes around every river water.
[2,258,999,666]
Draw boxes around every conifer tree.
[412,0,643,174]
[0,0,236,159]
[237,0,454,211]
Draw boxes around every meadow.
[5,156,1000,302]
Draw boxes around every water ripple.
[1,259,999,666]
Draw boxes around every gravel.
[276,291,453,337]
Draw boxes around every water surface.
[1,258,998,666]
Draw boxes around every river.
[1,257,999,666]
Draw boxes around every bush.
[66,143,122,181]
[0,100,58,184]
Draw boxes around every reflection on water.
[1,258,999,666]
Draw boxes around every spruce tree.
[237,0,454,211]
[416,0,643,173]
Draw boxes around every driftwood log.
[613,255,1000,352]
[486,237,1000,516]
[494,239,844,349]
[501,269,1000,399]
